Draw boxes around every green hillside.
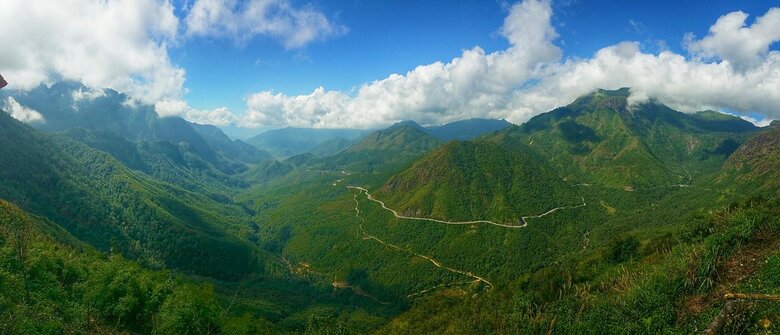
[2,85,779,334]
[718,127,780,193]
[515,88,756,188]
[0,110,270,279]
[0,200,231,334]
[63,127,247,198]
[378,139,576,223]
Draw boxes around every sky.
[1,0,779,132]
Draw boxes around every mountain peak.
[389,120,424,130]
[346,120,439,153]
[568,88,631,113]
[595,87,631,97]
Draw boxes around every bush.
[606,236,640,264]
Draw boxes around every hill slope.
[2,82,264,173]
[321,121,443,173]
[425,118,512,141]
[718,127,780,192]
[378,138,576,223]
[513,88,757,187]
[0,110,269,279]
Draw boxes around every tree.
[154,284,223,335]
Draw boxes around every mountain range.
[1,85,779,334]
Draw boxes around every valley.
[3,1,780,333]
[1,85,779,334]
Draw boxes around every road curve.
[347,185,585,229]
[351,193,494,290]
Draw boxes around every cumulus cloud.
[685,8,780,71]
[242,0,561,128]
[239,1,780,128]
[185,0,347,49]
[0,0,184,105]
[72,87,107,102]
[155,99,237,126]
[2,97,44,123]
[514,41,780,121]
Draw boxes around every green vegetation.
[0,200,226,334]
[2,87,779,334]
[379,139,576,222]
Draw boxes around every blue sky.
[171,0,779,115]
[2,0,780,131]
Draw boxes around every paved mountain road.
[347,186,585,229]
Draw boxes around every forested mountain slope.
[378,138,576,223]
[0,110,272,279]
[1,82,267,174]
[0,200,229,334]
[514,88,758,187]
[719,127,780,192]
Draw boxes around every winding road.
[348,186,586,229]
[351,193,495,290]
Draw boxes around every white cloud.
[738,114,774,128]
[3,97,44,123]
[685,8,780,71]
[72,87,107,102]
[0,0,184,104]
[185,0,347,49]
[239,1,780,128]
[511,41,780,122]
[155,99,237,126]
[242,0,561,128]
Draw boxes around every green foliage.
[606,236,640,264]
[379,139,576,222]
[154,284,223,335]
[0,200,233,334]
[0,110,270,279]
[2,87,779,334]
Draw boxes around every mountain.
[247,127,367,159]
[317,121,443,173]
[424,118,512,141]
[275,121,445,175]
[241,159,294,184]
[346,120,438,153]
[4,83,780,334]
[62,127,246,197]
[307,137,355,157]
[246,119,512,160]
[190,123,274,164]
[378,137,576,223]
[513,88,758,187]
[2,82,260,174]
[719,127,780,192]
[0,109,269,279]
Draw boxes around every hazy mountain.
[245,118,512,160]
[1,82,262,174]
[247,127,367,159]
[424,118,512,141]
[306,137,355,157]
[190,122,273,164]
